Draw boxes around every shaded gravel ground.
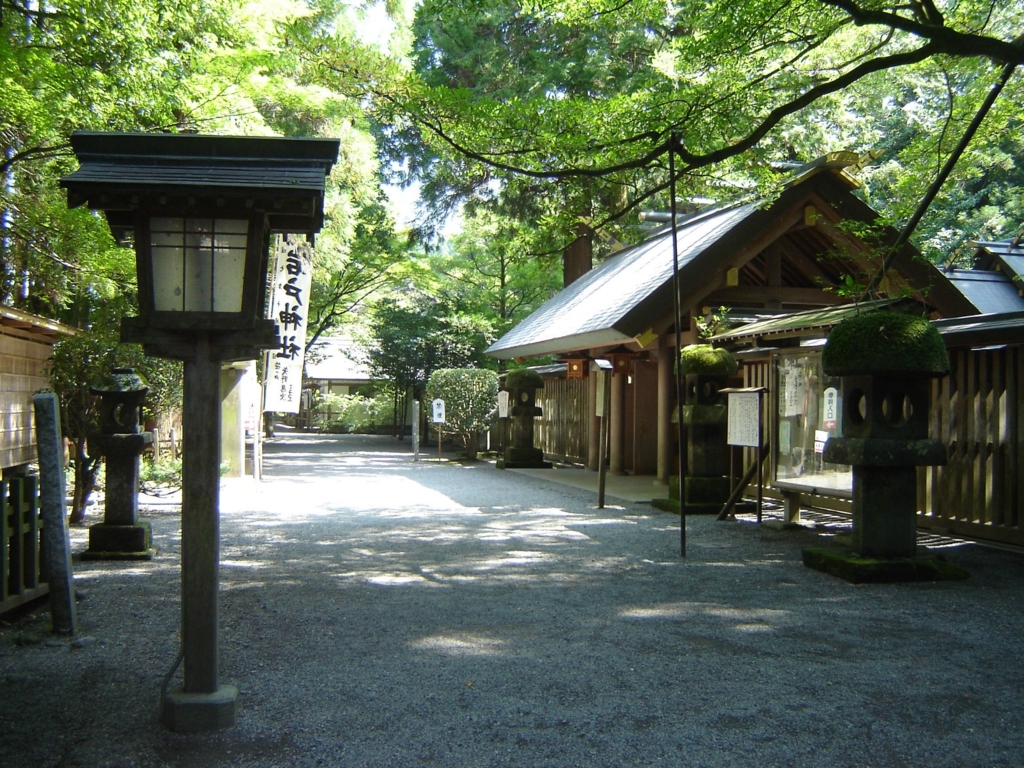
[3,432,1024,767]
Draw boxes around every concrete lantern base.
[802,547,970,584]
[162,684,238,732]
[80,521,155,561]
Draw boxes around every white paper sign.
[497,390,509,418]
[263,235,313,414]
[814,429,829,454]
[727,392,761,447]
[822,387,838,429]
[431,398,446,424]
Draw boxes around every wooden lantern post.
[61,132,338,732]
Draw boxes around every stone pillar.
[220,365,245,479]
[83,369,154,560]
[609,371,625,475]
[657,336,673,484]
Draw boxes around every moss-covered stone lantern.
[502,368,551,469]
[821,312,948,559]
[654,344,737,513]
[83,368,154,560]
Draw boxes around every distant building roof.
[304,338,371,383]
[942,268,1024,315]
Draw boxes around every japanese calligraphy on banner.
[263,235,313,414]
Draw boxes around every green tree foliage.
[418,209,563,337]
[299,0,1024,263]
[426,368,499,458]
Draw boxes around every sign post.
[431,398,445,461]
[723,387,767,522]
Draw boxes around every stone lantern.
[657,344,737,513]
[502,368,551,469]
[83,368,154,560]
[821,311,948,559]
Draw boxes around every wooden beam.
[704,286,843,305]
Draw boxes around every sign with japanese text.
[497,390,509,418]
[727,391,761,447]
[822,387,839,429]
[263,235,313,414]
[431,398,446,424]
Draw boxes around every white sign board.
[263,235,313,414]
[814,429,830,455]
[822,386,839,429]
[497,390,509,418]
[727,391,761,447]
[431,398,446,424]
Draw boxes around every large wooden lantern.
[62,131,337,360]
[61,131,338,732]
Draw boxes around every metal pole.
[669,135,688,557]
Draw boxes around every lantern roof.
[60,131,339,236]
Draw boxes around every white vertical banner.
[263,235,313,414]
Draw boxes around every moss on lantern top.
[822,311,949,377]
[504,368,544,390]
[678,344,738,376]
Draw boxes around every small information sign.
[727,391,761,447]
[814,429,829,454]
[497,391,509,418]
[431,398,446,424]
[822,386,838,429]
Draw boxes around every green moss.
[678,344,737,376]
[802,547,969,583]
[504,368,544,390]
[822,311,949,377]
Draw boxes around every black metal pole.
[669,135,687,557]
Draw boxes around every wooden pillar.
[657,335,673,484]
[181,334,222,694]
[587,366,600,471]
[610,371,625,475]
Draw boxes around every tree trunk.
[69,437,99,525]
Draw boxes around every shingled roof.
[60,131,339,236]
[487,167,977,361]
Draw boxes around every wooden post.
[598,369,611,508]
[180,333,221,694]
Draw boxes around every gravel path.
[3,432,1024,767]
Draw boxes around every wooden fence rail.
[535,377,590,465]
[1,477,48,614]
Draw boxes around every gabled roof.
[487,168,976,360]
[486,202,757,359]
[942,268,1024,315]
[970,238,1024,285]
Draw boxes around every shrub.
[426,368,500,459]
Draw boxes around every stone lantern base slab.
[80,521,155,561]
[162,684,238,732]
[802,547,970,584]
[652,474,734,514]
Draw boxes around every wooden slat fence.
[535,376,589,464]
[1,477,47,614]
[920,345,1024,546]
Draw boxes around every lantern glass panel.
[149,217,248,313]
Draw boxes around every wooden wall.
[0,333,52,470]
[920,345,1024,546]
[535,375,590,464]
